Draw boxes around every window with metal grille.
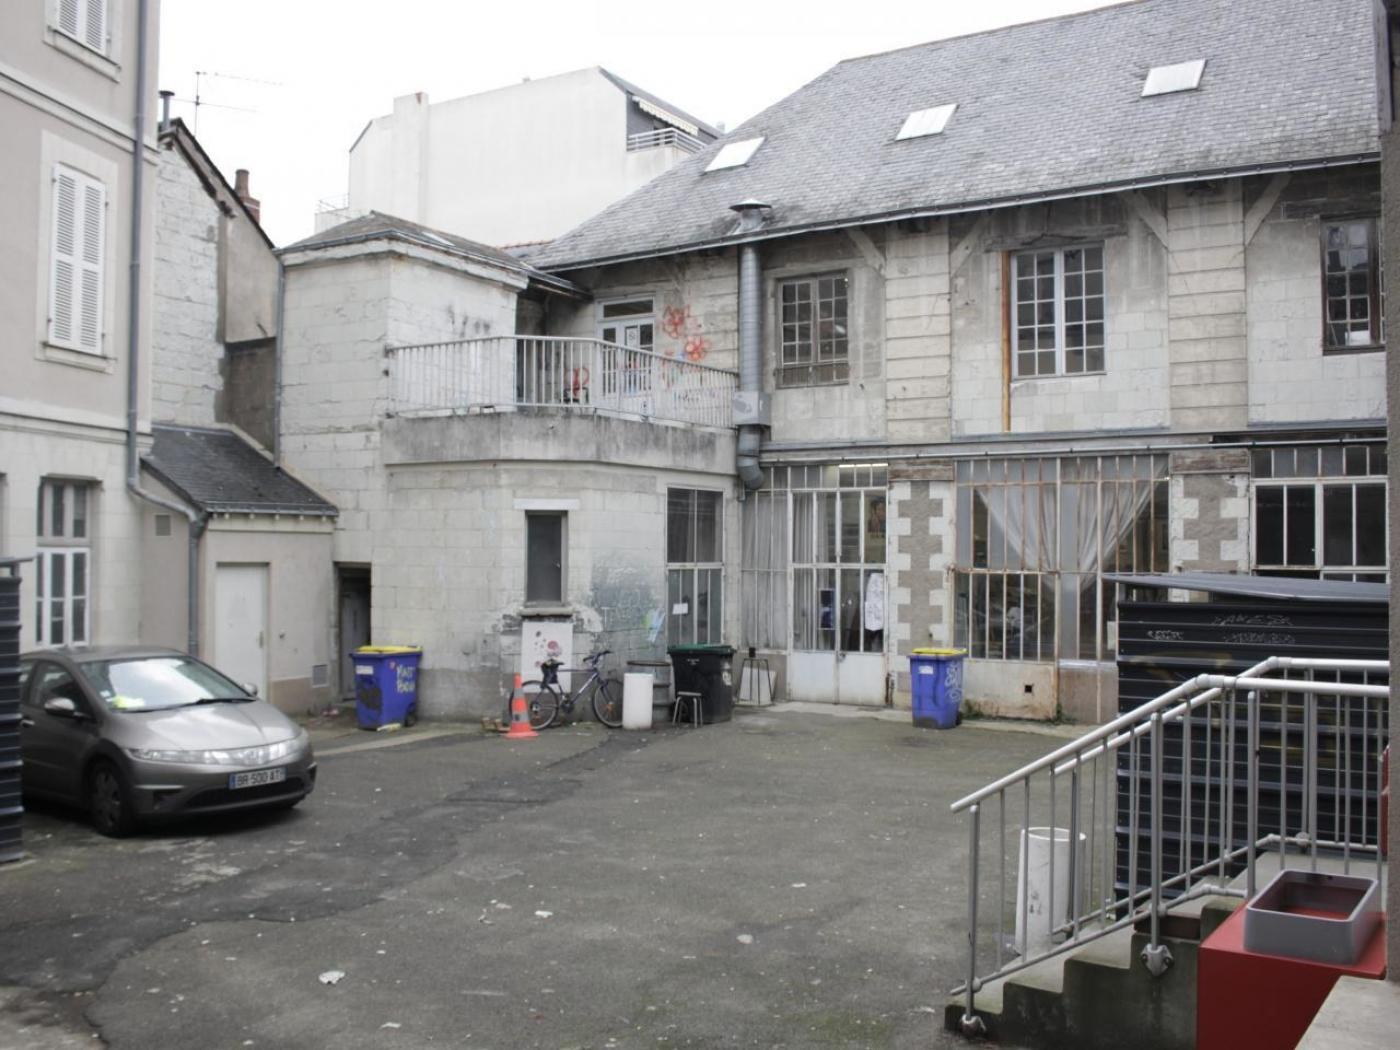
[952,454,1169,662]
[1012,245,1105,377]
[1322,219,1383,352]
[1251,443,1388,582]
[667,489,723,645]
[777,274,849,387]
[36,479,93,647]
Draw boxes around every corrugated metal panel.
[1114,578,1388,898]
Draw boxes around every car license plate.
[229,767,286,790]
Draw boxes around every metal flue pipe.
[732,200,770,491]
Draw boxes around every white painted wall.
[345,69,697,247]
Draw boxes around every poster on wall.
[521,620,573,692]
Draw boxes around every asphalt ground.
[0,707,1057,1050]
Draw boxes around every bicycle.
[521,650,623,729]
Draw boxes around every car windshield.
[80,656,249,712]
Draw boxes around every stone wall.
[152,146,222,425]
[1169,447,1251,572]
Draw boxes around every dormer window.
[705,137,764,173]
[1141,60,1206,97]
[896,104,957,140]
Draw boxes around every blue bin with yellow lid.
[909,648,966,729]
[353,646,422,729]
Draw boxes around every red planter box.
[1197,905,1386,1050]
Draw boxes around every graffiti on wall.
[661,304,710,363]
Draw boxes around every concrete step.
[944,894,1243,1049]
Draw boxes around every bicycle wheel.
[521,681,560,730]
[592,676,624,728]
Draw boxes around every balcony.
[386,336,737,429]
[626,128,705,154]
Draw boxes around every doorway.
[213,563,269,697]
[337,565,371,699]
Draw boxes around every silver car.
[19,647,316,836]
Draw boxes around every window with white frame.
[1322,219,1383,352]
[1012,245,1105,377]
[1252,443,1388,582]
[55,0,109,54]
[36,479,92,647]
[525,512,566,604]
[777,274,849,387]
[48,164,106,355]
[598,298,654,352]
[667,489,723,645]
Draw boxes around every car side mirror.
[43,696,83,719]
[242,683,259,698]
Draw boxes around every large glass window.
[1012,245,1105,377]
[1321,219,1383,352]
[667,489,723,645]
[952,455,1169,662]
[36,479,92,647]
[741,464,887,654]
[1252,443,1387,582]
[777,274,849,387]
[598,297,654,353]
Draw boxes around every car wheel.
[88,760,136,838]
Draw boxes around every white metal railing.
[386,336,737,429]
[315,194,349,214]
[949,655,1390,1037]
[627,127,705,154]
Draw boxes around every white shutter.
[49,165,104,354]
[83,0,106,53]
[57,0,80,37]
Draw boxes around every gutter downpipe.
[733,201,770,492]
[273,263,285,465]
[123,0,207,655]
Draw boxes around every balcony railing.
[386,336,737,429]
[626,127,705,154]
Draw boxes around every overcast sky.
[159,0,1117,247]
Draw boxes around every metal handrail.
[626,127,705,154]
[384,335,738,429]
[951,655,1389,1038]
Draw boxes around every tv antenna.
[192,70,282,133]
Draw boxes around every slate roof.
[534,0,1382,271]
[143,425,337,517]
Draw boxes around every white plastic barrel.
[1014,826,1087,957]
[622,672,653,730]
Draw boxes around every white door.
[214,564,268,697]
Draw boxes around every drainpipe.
[732,200,771,491]
[123,0,206,655]
[272,264,285,464]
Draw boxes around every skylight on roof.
[896,104,957,140]
[1141,60,1206,97]
[705,137,764,172]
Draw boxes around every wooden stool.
[672,691,703,727]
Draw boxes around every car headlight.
[128,729,308,767]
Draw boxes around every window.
[55,0,108,54]
[777,274,849,387]
[1252,443,1387,582]
[896,104,957,140]
[667,489,723,645]
[1322,219,1383,351]
[36,479,92,647]
[952,455,1169,662]
[525,512,565,604]
[704,137,764,172]
[598,297,654,352]
[1012,246,1105,377]
[48,164,106,355]
[1141,60,1206,97]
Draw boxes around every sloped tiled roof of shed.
[144,425,337,516]
[534,0,1381,270]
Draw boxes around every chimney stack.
[234,169,261,223]
[159,89,173,132]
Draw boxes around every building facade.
[316,68,719,248]
[0,0,160,652]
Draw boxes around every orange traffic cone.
[504,674,538,739]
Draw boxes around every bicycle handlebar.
[540,649,611,671]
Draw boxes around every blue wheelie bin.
[909,648,966,729]
[354,646,422,729]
